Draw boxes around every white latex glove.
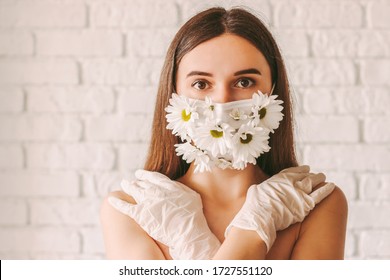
[108,170,221,260]
[225,165,335,252]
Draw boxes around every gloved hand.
[225,165,335,252]
[108,169,221,260]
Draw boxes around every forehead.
[177,34,271,76]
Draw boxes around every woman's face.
[176,33,273,103]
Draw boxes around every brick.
[287,59,356,86]
[312,30,358,58]
[82,58,157,85]
[272,29,309,57]
[126,28,176,57]
[303,145,390,172]
[36,30,122,56]
[118,143,149,171]
[275,0,363,28]
[364,117,390,143]
[335,87,390,115]
[361,60,390,86]
[299,87,335,115]
[348,202,390,229]
[323,171,357,201]
[82,171,130,198]
[296,115,359,143]
[179,0,271,25]
[345,231,356,258]
[0,30,33,55]
[358,31,390,57]
[150,58,165,85]
[26,143,115,170]
[0,59,78,85]
[294,144,304,164]
[27,86,115,113]
[369,1,390,28]
[0,86,24,112]
[117,86,157,114]
[310,60,356,85]
[30,198,101,226]
[0,199,27,225]
[0,171,79,197]
[80,227,105,254]
[0,145,23,169]
[0,0,86,27]
[0,227,80,253]
[361,231,390,258]
[0,115,82,141]
[359,173,390,201]
[312,30,390,58]
[91,0,178,27]
[85,115,152,142]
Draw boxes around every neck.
[177,163,269,205]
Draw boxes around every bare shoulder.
[291,185,348,259]
[100,190,165,259]
[312,185,348,217]
[100,191,136,229]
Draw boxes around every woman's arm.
[213,185,347,260]
[212,227,267,259]
[291,186,348,259]
[102,190,267,260]
[100,191,166,259]
[101,191,265,260]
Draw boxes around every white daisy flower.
[174,142,199,163]
[165,93,199,140]
[232,124,270,169]
[251,91,284,133]
[229,107,248,121]
[174,142,213,173]
[232,157,257,170]
[193,122,234,157]
[202,96,216,120]
[214,157,233,170]
[193,152,212,173]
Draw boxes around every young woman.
[100,7,348,260]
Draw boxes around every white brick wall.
[0,0,389,259]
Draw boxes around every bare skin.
[100,168,347,259]
[100,34,348,259]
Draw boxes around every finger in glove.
[135,169,174,190]
[309,182,336,204]
[280,165,310,174]
[120,179,148,203]
[108,196,136,217]
[295,173,326,194]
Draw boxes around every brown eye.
[192,80,209,90]
[235,78,254,88]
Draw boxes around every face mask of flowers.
[165,88,284,173]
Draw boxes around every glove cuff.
[225,210,276,253]
[169,233,221,260]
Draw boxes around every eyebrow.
[186,68,262,78]
[234,68,262,76]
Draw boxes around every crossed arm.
[100,191,268,260]
[100,180,347,260]
[101,187,347,259]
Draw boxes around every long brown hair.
[144,7,298,179]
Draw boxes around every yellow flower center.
[181,109,191,122]
[210,130,223,138]
[240,133,253,144]
[259,107,267,119]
